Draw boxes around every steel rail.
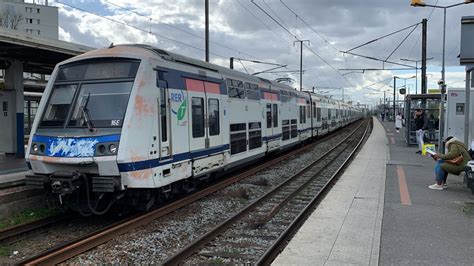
[19,120,364,266]
[162,119,369,265]
[257,119,371,265]
[0,214,70,243]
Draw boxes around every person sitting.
[429,136,470,190]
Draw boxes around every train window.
[248,122,262,150]
[246,86,260,101]
[40,84,77,127]
[282,120,290,140]
[299,106,306,124]
[208,98,220,136]
[313,104,316,118]
[227,79,245,99]
[160,89,167,141]
[273,104,278,127]
[328,109,332,119]
[266,104,272,128]
[307,105,311,118]
[67,82,133,128]
[56,59,140,81]
[290,119,298,138]
[228,87,245,99]
[230,123,247,155]
[192,97,205,138]
[317,108,321,122]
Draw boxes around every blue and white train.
[25,44,362,214]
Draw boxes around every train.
[25,44,363,215]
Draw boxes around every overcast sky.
[32,0,474,104]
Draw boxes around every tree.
[0,5,23,30]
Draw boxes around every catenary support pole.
[421,18,427,94]
[205,0,209,62]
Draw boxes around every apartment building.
[0,0,58,39]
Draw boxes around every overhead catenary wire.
[102,0,261,61]
[344,22,421,54]
[55,1,229,60]
[251,0,356,88]
[279,0,354,82]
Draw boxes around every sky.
[27,0,474,105]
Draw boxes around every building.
[0,0,58,40]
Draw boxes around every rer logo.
[171,91,187,124]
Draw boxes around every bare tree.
[0,5,23,30]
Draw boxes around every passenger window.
[248,122,262,150]
[230,123,247,155]
[160,89,167,141]
[266,104,272,128]
[227,79,245,99]
[317,108,321,122]
[192,97,205,138]
[273,104,278,127]
[208,98,220,136]
[282,120,290,140]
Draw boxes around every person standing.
[414,109,428,154]
[381,112,385,122]
[395,112,403,133]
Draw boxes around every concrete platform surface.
[273,118,388,265]
[0,155,28,175]
[381,119,474,265]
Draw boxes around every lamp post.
[400,58,433,94]
[411,0,474,151]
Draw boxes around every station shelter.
[404,94,441,146]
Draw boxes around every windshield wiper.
[80,92,94,131]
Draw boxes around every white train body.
[25,45,362,213]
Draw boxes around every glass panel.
[68,82,133,128]
[266,104,272,128]
[57,60,139,81]
[246,89,260,100]
[40,84,77,127]
[208,98,220,136]
[230,132,247,155]
[228,87,245,99]
[273,104,278,127]
[230,123,246,132]
[161,89,167,141]
[192,97,205,138]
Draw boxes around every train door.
[186,78,223,152]
[157,84,171,158]
[203,81,223,149]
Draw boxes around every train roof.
[71,44,361,110]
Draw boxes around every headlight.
[32,144,39,153]
[109,144,118,154]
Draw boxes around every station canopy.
[0,30,93,74]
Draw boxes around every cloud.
[50,0,474,103]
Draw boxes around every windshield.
[68,82,133,128]
[39,59,139,128]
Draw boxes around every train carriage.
[25,44,362,214]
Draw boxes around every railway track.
[18,119,369,265]
[0,215,68,243]
[163,119,371,265]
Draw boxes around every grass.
[0,246,10,257]
[0,207,62,231]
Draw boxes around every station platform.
[273,117,474,265]
[0,155,28,187]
